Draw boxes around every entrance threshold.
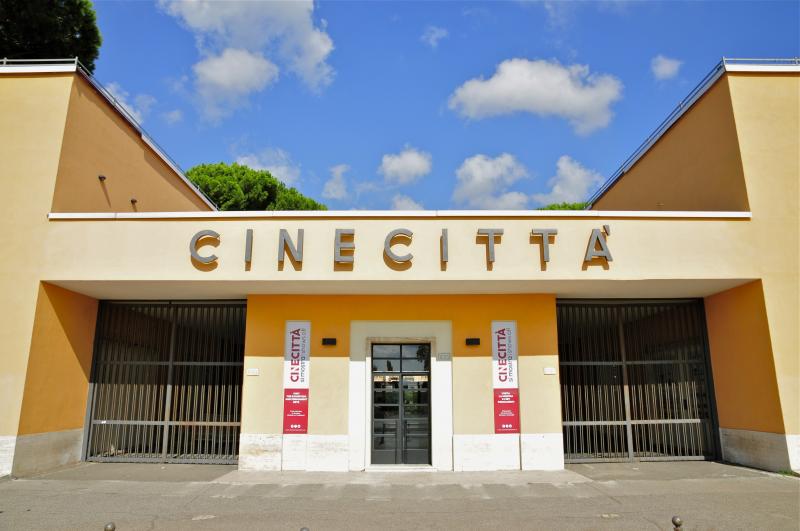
[365,464,435,473]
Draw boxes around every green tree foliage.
[186,162,327,211]
[539,201,589,210]
[0,0,102,73]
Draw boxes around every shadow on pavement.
[26,462,236,482]
[567,460,771,481]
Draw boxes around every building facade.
[0,59,797,477]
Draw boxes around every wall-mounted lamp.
[322,338,337,346]
[130,198,138,205]
[465,338,480,346]
[98,174,107,182]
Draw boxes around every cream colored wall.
[241,356,283,435]
[40,216,757,285]
[592,75,750,211]
[309,357,349,435]
[519,355,562,434]
[726,73,800,435]
[51,75,210,213]
[452,357,492,434]
[0,74,73,437]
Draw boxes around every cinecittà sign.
[189,225,613,268]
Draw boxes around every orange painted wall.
[51,75,211,213]
[245,294,557,358]
[17,283,98,435]
[592,75,750,211]
[705,280,785,434]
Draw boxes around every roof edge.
[47,210,753,220]
[586,57,800,208]
[0,58,218,211]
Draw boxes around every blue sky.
[92,1,799,210]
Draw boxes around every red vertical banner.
[493,388,520,433]
[283,389,309,434]
[492,321,520,434]
[282,321,311,434]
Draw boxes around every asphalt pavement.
[0,461,797,530]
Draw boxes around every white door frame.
[348,321,453,471]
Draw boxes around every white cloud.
[453,153,529,209]
[651,54,682,80]
[462,7,488,17]
[525,1,628,29]
[193,48,279,121]
[160,0,334,89]
[323,164,349,200]
[378,146,432,186]
[448,58,623,135]
[106,82,156,124]
[162,109,184,125]
[354,180,381,196]
[392,194,424,210]
[531,155,604,206]
[236,147,300,185]
[420,25,448,48]
[540,1,575,29]
[134,94,156,117]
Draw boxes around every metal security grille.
[557,300,718,463]
[84,301,246,464]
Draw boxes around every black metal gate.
[84,301,246,464]
[557,300,718,463]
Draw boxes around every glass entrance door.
[371,343,431,465]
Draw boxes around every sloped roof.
[587,58,800,207]
[0,58,217,210]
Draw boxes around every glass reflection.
[402,344,430,359]
[374,390,399,405]
[372,359,399,372]
[373,344,401,358]
[403,389,428,405]
[404,436,429,449]
[402,358,429,372]
[373,406,399,419]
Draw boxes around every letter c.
[384,228,413,263]
[190,229,220,264]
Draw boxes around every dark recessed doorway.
[371,343,431,465]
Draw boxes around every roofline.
[586,57,800,208]
[4,58,794,216]
[47,210,752,220]
[0,58,218,211]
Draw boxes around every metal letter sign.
[492,321,520,434]
[584,226,613,262]
[189,226,617,270]
[283,321,311,434]
[189,229,220,264]
[384,228,413,263]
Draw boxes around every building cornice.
[47,210,752,221]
